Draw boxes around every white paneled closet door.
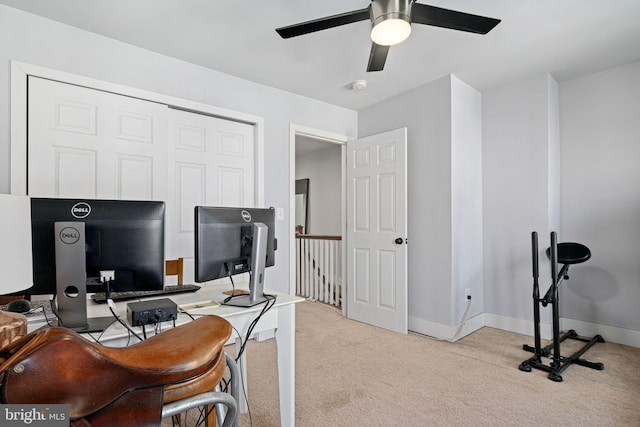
[167,108,255,260]
[27,77,256,278]
[28,76,168,201]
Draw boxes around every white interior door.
[346,128,408,333]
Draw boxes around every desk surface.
[29,284,303,339]
[28,284,303,427]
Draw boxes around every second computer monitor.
[194,206,276,305]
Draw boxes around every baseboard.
[483,313,640,348]
[409,312,484,342]
[483,313,553,341]
[561,318,640,348]
[408,312,640,348]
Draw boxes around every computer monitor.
[29,198,166,295]
[194,206,276,306]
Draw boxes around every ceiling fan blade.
[367,43,390,72]
[411,3,501,34]
[276,7,370,39]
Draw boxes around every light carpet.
[238,300,640,426]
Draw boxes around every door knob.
[394,237,404,245]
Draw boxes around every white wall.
[295,145,342,235]
[359,76,452,330]
[0,5,357,294]
[451,76,484,323]
[359,75,484,339]
[482,74,559,330]
[482,66,640,346]
[361,65,640,345]
[559,60,640,332]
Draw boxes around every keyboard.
[91,284,201,304]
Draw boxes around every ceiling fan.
[276,0,501,72]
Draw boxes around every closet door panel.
[167,108,255,261]
[28,77,256,285]
[28,76,168,201]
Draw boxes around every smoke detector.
[351,79,368,91]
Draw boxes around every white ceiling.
[2,0,640,111]
[296,135,340,158]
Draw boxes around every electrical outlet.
[464,288,471,300]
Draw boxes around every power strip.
[126,298,178,326]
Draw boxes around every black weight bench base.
[520,329,605,382]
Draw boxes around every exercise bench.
[519,231,605,382]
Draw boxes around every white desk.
[29,285,303,427]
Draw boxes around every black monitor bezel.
[29,197,166,295]
[194,206,276,284]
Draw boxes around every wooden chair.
[166,258,184,287]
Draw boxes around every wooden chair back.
[165,258,184,287]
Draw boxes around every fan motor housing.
[370,0,413,27]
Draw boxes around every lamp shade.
[0,194,33,294]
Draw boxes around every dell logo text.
[71,202,91,219]
[59,227,81,245]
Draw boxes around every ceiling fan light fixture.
[275,0,501,72]
[371,16,411,46]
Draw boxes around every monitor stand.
[223,222,269,307]
[46,316,115,334]
[54,221,113,333]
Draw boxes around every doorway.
[288,126,409,332]
[288,125,348,314]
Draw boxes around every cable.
[168,275,274,426]
[222,270,239,304]
[49,294,61,325]
[229,324,253,427]
[449,296,473,342]
[234,294,276,362]
[107,303,144,342]
[100,277,145,342]
[236,346,253,427]
[410,296,473,343]
[35,300,58,328]
[180,310,196,321]
[165,320,251,426]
